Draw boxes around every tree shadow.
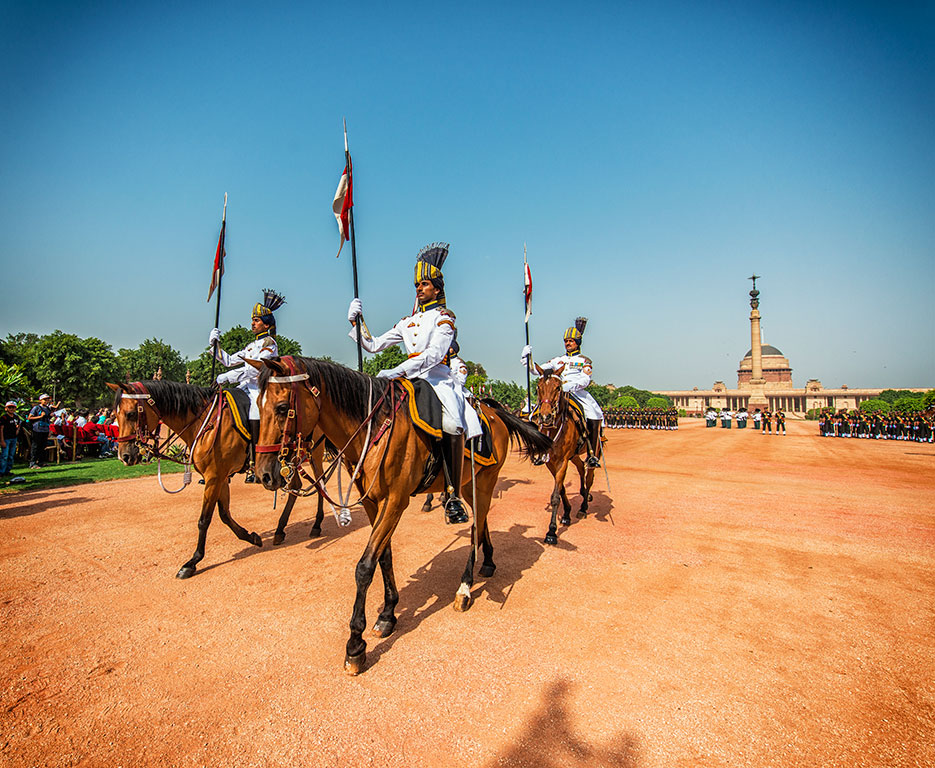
[0,493,94,519]
[365,522,556,668]
[493,476,533,497]
[484,678,641,768]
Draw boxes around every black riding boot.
[586,419,602,468]
[441,432,469,525]
[245,419,259,483]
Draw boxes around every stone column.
[750,308,763,382]
[747,276,768,412]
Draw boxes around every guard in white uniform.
[521,316,604,467]
[347,243,481,524]
[209,289,285,482]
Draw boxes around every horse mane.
[113,380,214,416]
[258,357,392,422]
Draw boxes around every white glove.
[347,297,363,324]
[376,369,398,380]
[209,328,221,345]
[520,344,532,365]
[216,370,238,385]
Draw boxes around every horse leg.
[545,460,570,546]
[372,542,399,638]
[308,447,325,538]
[346,497,402,675]
[421,493,433,512]
[216,477,263,548]
[310,489,324,538]
[454,473,495,611]
[273,486,298,545]
[176,480,218,579]
[578,460,595,517]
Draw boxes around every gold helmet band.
[563,327,582,342]
[414,260,443,285]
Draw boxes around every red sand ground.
[2,419,933,767]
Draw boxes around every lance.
[345,120,364,372]
[210,193,227,383]
[523,243,532,414]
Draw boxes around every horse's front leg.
[545,458,570,546]
[309,446,325,538]
[572,455,590,518]
[176,476,218,579]
[372,542,399,637]
[421,493,433,513]
[216,474,263,548]
[345,497,402,675]
[273,478,299,545]
[454,473,497,611]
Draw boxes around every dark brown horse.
[250,356,552,675]
[107,380,325,578]
[531,365,598,545]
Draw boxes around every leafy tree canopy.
[362,346,406,377]
[613,394,639,408]
[117,338,187,382]
[878,389,918,404]
[859,398,890,415]
[922,389,935,409]
[645,396,671,409]
[32,330,120,407]
[892,395,923,414]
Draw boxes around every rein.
[256,358,400,518]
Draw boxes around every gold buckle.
[287,409,296,419]
[310,386,320,397]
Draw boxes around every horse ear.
[553,362,565,375]
[106,382,120,392]
[262,357,288,375]
[244,358,263,370]
[534,364,545,377]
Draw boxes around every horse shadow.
[493,476,532,497]
[483,677,641,768]
[365,522,556,667]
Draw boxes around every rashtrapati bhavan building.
[654,277,927,418]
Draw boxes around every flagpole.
[210,192,227,383]
[524,243,532,413]
[345,119,364,372]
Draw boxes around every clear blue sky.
[1,0,932,390]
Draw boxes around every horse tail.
[480,398,552,459]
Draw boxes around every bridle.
[532,375,567,435]
[255,357,401,510]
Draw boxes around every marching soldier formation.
[817,409,933,442]
[604,408,678,430]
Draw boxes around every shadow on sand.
[484,678,641,768]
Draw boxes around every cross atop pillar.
[748,274,761,309]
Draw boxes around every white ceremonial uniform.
[351,306,482,439]
[214,333,279,419]
[536,352,603,421]
[449,355,469,391]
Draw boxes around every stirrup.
[586,455,601,468]
[444,496,469,525]
[532,453,548,466]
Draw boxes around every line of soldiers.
[704,408,786,434]
[604,408,678,430]
[817,410,934,441]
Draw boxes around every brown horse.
[107,380,325,578]
[531,365,597,546]
[250,356,552,675]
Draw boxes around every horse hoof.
[479,563,496,578]
[560,514,571,526]
[176,566,196,579]
[372,618,397,638]
[576,509,588,519]
[421,503,432,513]
[544,532,558,546]
[344,652,366,676]
[273,532,285,546]
[309,527,322,539]
[250,532,263,547]
[453,593,473,612]
[588,493,593,502]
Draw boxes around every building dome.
[743,344,783,357]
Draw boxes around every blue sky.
[1,0,932,390]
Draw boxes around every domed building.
[737,344,792,387]
[654,278,925,417]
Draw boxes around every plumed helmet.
[563,316,588,343]
[252,289,286,326]
[414,242,449,289]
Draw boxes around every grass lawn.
[1,456,185,495]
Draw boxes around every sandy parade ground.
[1,418,933,768]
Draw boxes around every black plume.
[262,289,286,312]
[574,316,588,336]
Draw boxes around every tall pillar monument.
[746,275,769,411]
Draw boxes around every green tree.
[859,398,890,415]
[487,379,531,410]
[188,327,303,385]
[463,360,487,379]
[646,396,670,409]
[892,395,923,414]
[0,361,34,403]
[878,389,917,405]
[361,345,407,377]
[923,389,935,409]
[0,333,42,392]
[32,331,120,407]
[585,383,616,407]
[613,394,639,408]
[117,338,187,382]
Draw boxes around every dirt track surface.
[2,419,934,767]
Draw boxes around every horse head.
[534,365,565,430]
[107,381,158,466]
[250,356,321,491]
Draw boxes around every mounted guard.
[522,316,603,468]
[209,289,285,482]
[347,243,482,524]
